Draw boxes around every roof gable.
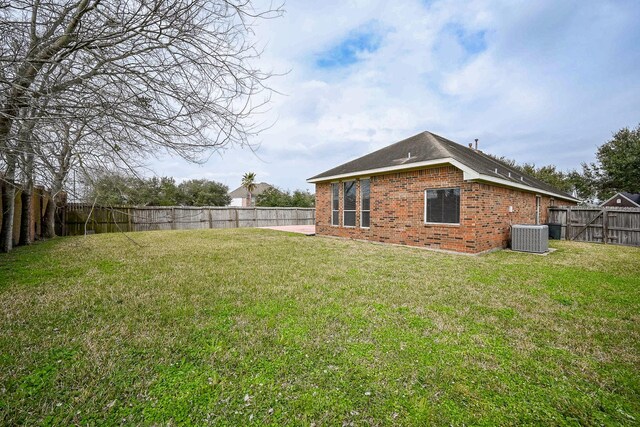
[229,182,273,198]
[621,192,640,204]
[600,192,640,207]
[307,131,578,202]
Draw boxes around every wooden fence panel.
[132,208,172,232]
[548,209,567,239]
[172,208,208,230]
[548,206,640,247]
[256,208,279,226]
[571,209,604,243]
[59,205,316,236]
[210,208,236,228]
[65,205,132,234]
[236,208,257,228]
[296,208,315,225]
[607,209,640,246]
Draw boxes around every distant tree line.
[256,187,315,207]
[87,175,231,207]
[490,157,591,199]
[582,124,640,201]
[492,123,640,204]
[85,174,315,207]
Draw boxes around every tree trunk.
[0,180,16,253]
[42,197,57,239]
[42,172,67,239]
[19,186,33,245]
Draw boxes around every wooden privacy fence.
[0,184,53,244]
[548,206,640,247]
[60,204,316,236]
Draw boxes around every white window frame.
[535,195,541,225]
[331,182,339,226]
[343,180,357,228]
[360,178,370,229]
[424,187,461,225]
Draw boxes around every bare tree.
[0,0,282,251]
[17,108,38,245]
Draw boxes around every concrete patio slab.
[259,225,316,235]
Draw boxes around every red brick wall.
[315,165,573,253]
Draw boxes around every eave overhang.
[307,158,580,203]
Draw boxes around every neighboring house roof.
[307,131,579,202]
[599,192,640,207]
[228,182,273,198]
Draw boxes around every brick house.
[307,131,579,254]
[228,182,274,207]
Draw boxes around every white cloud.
[150,0,640,191]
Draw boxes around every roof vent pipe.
[494,168,498,173]
[474,139,479,151]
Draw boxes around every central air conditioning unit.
[511,224,549,253]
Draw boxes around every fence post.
[566,207,572,240]
[235,208,239,228]
[208,208,213,229]
[61,204,67,237]
[171,207,176,230]
[602,207,608,244]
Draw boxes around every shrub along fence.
[548,206,640,247]
[59,204,316,236]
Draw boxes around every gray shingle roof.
[308,131,577,201]
[621,192,640,204]
[228,182,273,198]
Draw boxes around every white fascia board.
[443,159,578,202]
[306,158,456,183]
[449,159,480,180]
[471,174,580,202]
[307,157,579,203]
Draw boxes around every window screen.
[343,181,356,227]
[331,183,339,225]
[360,179,370,228]
[425,188,460,224]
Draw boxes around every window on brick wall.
[343,181,356,227]
[424,188,460,224]
[360,179,370,228]
[331,183,339,226]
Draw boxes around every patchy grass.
[0,229,639,425]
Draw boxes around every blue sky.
[315,20,389,68]
[152,0,640,192]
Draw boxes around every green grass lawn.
[0,229,639,426]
